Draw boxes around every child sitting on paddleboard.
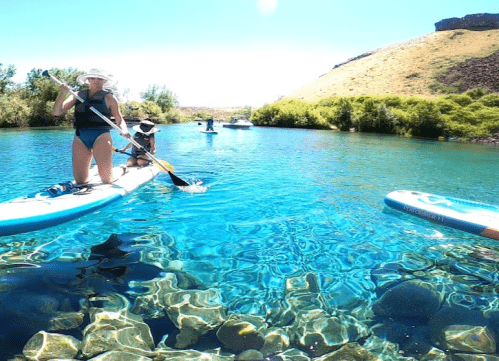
[119,119,159,167]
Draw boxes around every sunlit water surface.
[1,123,498,357]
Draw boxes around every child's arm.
[150,134,156,154]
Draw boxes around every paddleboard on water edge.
[0,164,160,237]
[200,130,218,134]
[384,190,499,240]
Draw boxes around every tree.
[25,67,83,101]
[0,64,16,95]
[140,84,178,113]
[24,68,84,126]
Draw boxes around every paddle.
[43,70,190,187]
[113,147,176,173]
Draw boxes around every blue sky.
[2,0,498,107]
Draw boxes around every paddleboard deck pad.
[384,190,499,240]
[0,164,160,236]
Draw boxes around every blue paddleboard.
[384,190,499,240]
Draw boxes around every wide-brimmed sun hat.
[133,120,160,135]
[77,68,117,89]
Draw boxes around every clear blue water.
[1,124,499,356]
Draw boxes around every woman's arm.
[53,84,77,116]
[106,93,130,137]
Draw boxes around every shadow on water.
[0,233,172,360]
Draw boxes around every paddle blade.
[152,159,189,186]
[168,172,190,187]
[153,159,175,173]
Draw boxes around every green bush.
[251,92,498,139]
[443,108,480,137]
[465,88,489,100]
[333,98,354,131]
[390,108,411,136]
[476,107,499,135]
[442,94,474,107]
[479,94,499,108]
[435,99,460,115]
[407,101,446,138]
[251,99,329,129]
[0,94,30,127]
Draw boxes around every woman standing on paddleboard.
[53,69,130,184]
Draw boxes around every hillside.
[286,29,499,102]
[178,106,244,120]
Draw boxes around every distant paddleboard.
[384,190,499,240]
[201,130,218,134]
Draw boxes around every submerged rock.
[313,342,381,361]
[216,314,267,353]
[22,331,81,360]
[164,287,226,349]
[420,347,451,361]
[452,353,499,360]
[429,306,489,347]
[235,349,264,360]
[442,325,496,354]
[260,327,290,357]
[87,350,153,360]
[80,308,155,359]
[290,309,349,357]
[47,311,85,331]
[373,279,443,319]
[273,348,311,361]
[154,348,236,361]
[273,272,327,326]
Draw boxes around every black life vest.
[131,132,152,155]
[74,90,113,130]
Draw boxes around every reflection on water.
[1,124,499,359]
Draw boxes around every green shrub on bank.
[251,99,330,129]
[251,89,499,139]
[0,94,30,127]
[479,94,499,108]
[407,100,446,138]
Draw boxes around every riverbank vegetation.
[0,66,184,128]
[251,90,499,140]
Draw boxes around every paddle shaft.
[45,71,189,186]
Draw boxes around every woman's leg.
[72,136,93,184]
[93,132,114,184]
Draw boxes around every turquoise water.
[1,123,499,357]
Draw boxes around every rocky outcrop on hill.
[435,13,499,32]
[435,50,499,93]
[331,51,376,71]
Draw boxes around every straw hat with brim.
[133,120,160,135]
[77,68,117,89]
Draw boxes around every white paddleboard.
[0,165,160,236]
[385,190,499,240]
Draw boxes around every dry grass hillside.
[286,29,499,102]
[178,107,244,120]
